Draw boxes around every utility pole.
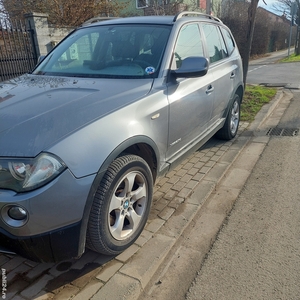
[206,0,211,15]
[289,2,297,57]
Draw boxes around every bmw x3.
[0,12,244,262]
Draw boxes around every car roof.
[81,12,222,28]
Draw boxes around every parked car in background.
[0,12,243,262]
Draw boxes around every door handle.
[206,85,214,94]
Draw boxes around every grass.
[241,85,277,122]
[280,53,300,62]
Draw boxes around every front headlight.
[0,153,66,192]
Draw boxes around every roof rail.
[173,11,222,23]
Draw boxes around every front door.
[166,23,214,162]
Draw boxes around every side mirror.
[171,56,208,78]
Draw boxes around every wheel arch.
[223,83,244,119]
[77,136,160,255]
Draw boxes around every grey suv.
[0,12,243,262]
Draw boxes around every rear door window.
[220,27,235,55]
[202,24,228,63]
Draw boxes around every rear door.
[201,23,237,128]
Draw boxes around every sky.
[259,0,281,15]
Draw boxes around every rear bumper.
[0,221,83,262]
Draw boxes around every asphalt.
[0,51,295,300]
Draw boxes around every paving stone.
[135,230,153,247]
[159,204,196,239]
[152,199,169,212]
[158,206,175,220]
[199,156,210,163]
[171,180,186,191]
[188,157,200,164]
[177,187,192,199]
[34,291,54,300]
[157,182,172,193]
[168,197,185,209]
[163,189,177,201]
[145,218,165,233]
[48,261,73,277]
[204,187,240,215]
[199,165,211,174]
[52,284,79,299]
[184,179,199,190]
[92,273,141,300]
[71,250,100,270]
[72,278,103,300]
[7,279,30,299]
[120,234,175,289]
[187,167,199,176]
[187,181,216,206]
[71,266,102,289]
[7,294,28,300]
[96,261,123,283]
[152,191,164,202]
[2,256,26,273]
[180,174,193,183]
[175,168,188,177]
[219,148,240,164]
[7,263,31,283]
[25,263,54,281]
[21,274,54,299]
[24,260,38,268]
[0,256,10,267]
[192,172,205,182]
[182,162,194,170]
[116,244,140,263]
[202,162,230,184]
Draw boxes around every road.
[247,49,300,89]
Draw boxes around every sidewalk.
[249,48,294,65]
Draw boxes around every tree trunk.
[242,0,259,86]
[296,8,300,55]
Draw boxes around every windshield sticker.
[145,67,155,75]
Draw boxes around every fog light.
[8,206,27,220]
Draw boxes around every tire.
[86,154,153,255]
[216,94,241,140]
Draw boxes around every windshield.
[33,24,171,79]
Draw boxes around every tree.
[242,0,260,85]
[271,0,300,54]
[0,0,127,26]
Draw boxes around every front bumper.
[0,169,96,262]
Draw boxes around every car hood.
[0,74,153,157]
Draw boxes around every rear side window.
[202,24,228,63]
[173,23,204,69]
[220,27,235,55]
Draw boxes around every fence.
[0,18,37,82]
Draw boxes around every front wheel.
[86,155,153,255]
[216,94,241,140]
